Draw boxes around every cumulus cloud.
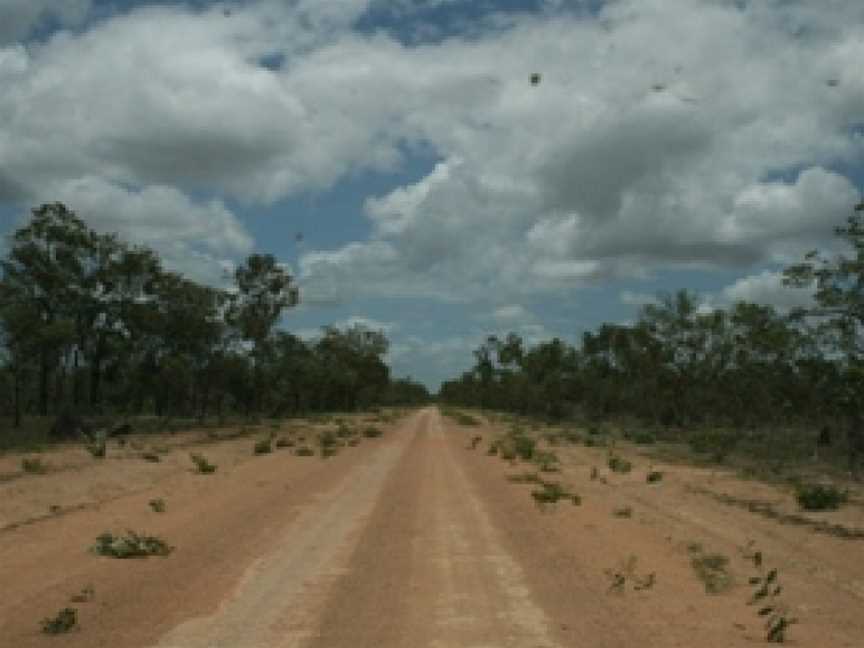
[2,0,864,302]
[719,270,816,313]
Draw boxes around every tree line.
[0,202,428,434]
[439,202,864,475]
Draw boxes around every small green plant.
[613,505,633,518]
[253,438,273,455]
[507,471,542,484]
[513,435,536,461]
[85,430,107,458]
[531,480,581,507]
[142,452,160,462]
[294,446,314,456]
[189,452,217,474]
[362,426,383,438]
[690,549,732,594]
[149,498,166,513]
[743,542,797,643]
[91,530,173,558]
[646,470,664,483]
[533,450,560,472]
[604,555,656,594]
[41,607,77,634]
[22,457,48,474]
[794,483,848,511]
[607,454,632,474]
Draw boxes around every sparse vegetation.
[294,446,314,456]
[607,454,632,474]
[253,438,273,455]
[189,452,217,473]
[794,483,848,511]
[646,470,664,483]
[533,450,560,472]
[142,452,160,462]
[468,434,482,449]
[69,585,94,603]
[275,436,293,448]
[743,542,798,643]
[613,505,633,518]
[41,607,78,634]
[91,530,173,558]
[604,556,656,594]
[21,457,47,474]
[530,480,581,507]
[689,546,733,594]
[149,498,166,513]
[362,426,383,438]
[85,430,107,458]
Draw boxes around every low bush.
[141,452,160,462]
[189,453,217,473]
[275,437,293,448]
[91,530,173,558]
[794,483,848,511]
[41,608,77,634]
[21,457,48,474]
[607,454,632,474]
[689,548,732,594]
[85,430,107,458]
[253,438,273,455]
[613,505,633,518]
[294,446,315,456]
[362,426,383,438]
[533,450,560,472]
[148,498,166,513]
[689,429,738,463]
[646,470,664,483]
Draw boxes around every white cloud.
[492,304,530,322]
[719,270,815,313]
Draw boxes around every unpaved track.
[2,407,863,647]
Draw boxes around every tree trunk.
[13,363,21,429]
[39,349,50,416]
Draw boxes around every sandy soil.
[1,408,862,647]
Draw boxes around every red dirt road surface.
[1,407,862,647]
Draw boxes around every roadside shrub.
[613,505,633,518]
[294,446,314,456]
[689,547,732,594]
[689,429,738,463]
[487,440,499,455]
[275,437,293,448]
[148,498,166,513]
[318,430,338,448]
[362,426,383,438]
[607,454,632,474]
[531,480,581,507]
[320,445,339,459]
[91,530,173,558]
[189,452,217,473]
[794,483,848,511]
[41,608,77,634]
[630,431,656,445]
[85,430,107,458]
[513,435,536,461]
[253,438,273,455]
[533,450,560,472]
[142,452,160,462]
[646,470,664,483]
[22,457,47,474]
[454,412,480,426]
[469,435,482,450]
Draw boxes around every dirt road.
[1,408,862,647]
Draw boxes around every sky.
[0,0,862,389]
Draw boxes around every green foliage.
[41,607,77,634]
[613,505,633,518]
[689,430,738,462]
[506,471,542,484]
[148,498,166,513]
[85,430,107,458]
[512,434,536,461]
[604,555,656,594]
[533,450,560,472]
[362,426,383,438]
[293,446,314,456]
[607,454,632,474]
[530,480,581,507]
[743,542,797,643]
[21,457,47,474]
[794,483,848,511]
[253,438,273,455]
[91,530,173,558]
[689,549,732,594]
[646,470,664,483]
[189,452,217,473]
[275,436,293,448]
